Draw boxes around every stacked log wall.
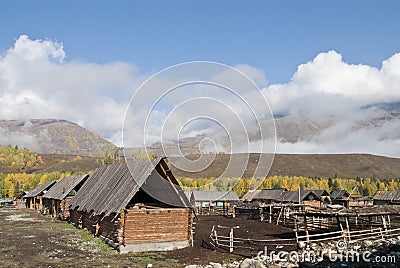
[122,207,192,244]
[98,214,120,243]
[69,207,193,250]
[60,197,72,220]
[42,198,52,214]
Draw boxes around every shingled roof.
[330,189,351,200]
[241,189,286,202]
[69,157,190,217]
[276,190,321,203]
[373,191,400,201]
[312,190,329,198]
[42,174,89,200]
[25,181,57,198]
[191,191,239,202]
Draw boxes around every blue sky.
[1,0,399,83]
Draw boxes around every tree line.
[0,145,41,171]
[1,168,399,199]
[0,171,84,198]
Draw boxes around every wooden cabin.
[349,196,373,207]
[189,191,239,215]
[42,174,89,220]
[241,189,286,205]
[312,190,330,204]
[330,189,352,208]
[373,191,400,205]
[24,181,56,210]
[14,191,29,208]
[276,190,324,208]
[69,157,193,253]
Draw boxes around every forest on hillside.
[0,145,40,170]
[2,171,399,198]
[179,176,400,197]
[1,145,399,199]
[0,171,84,198]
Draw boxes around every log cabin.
[330,189,352,208]
[373,191,400,205]
[14,190,29,208]
[276,190,324,208]
[69,157,193,253]
[42,174,89,219]
[24,181,57,210]
[241,189,287,205]
[189,191,239,215]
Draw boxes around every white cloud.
[263,50,400,157]
[0,35,146,145]
[0,127,39,150]
[264,50,400,115]
[1,36,400,157]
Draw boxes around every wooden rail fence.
[210,225,400,254]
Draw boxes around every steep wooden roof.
[276,190,321,202]
[25,181,57,198]
[42,174,89,200]
[190,191,239,202]
[373,191,400,201]
[330,189,351,200]
[69,157,190,217]
[241,189,286,202]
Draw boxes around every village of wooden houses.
[1,153,400,268]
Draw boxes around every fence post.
[381,216,387,231]
[339,223,347,243]
[345,217,351,241]
[260,207,264,222]
[230,228,234,253]
[379,227,384,240]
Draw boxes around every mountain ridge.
[0,119,117,155]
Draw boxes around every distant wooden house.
[42,174,89,220]
[69,158,193,253]
[330,190,352,208]
[312,190,330,204]
[241,189,286,205]
[24,181,57,210]
[350,196,373,207]
[189,191,239,215]
[373,191,400,205]
[276,190,324,208]
[14,190,29,208]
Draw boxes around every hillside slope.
[1,150,399,180]
[168,153,400,180]
[0,119,117,155]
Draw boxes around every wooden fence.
[296,226,400,247]
[210,225,400,254]
[209,225,297,255]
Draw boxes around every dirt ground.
[166,215,295,265]
[0,208,294,267]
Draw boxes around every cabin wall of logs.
[30,196,43,210]
[121,207,192,244]
[42,197,74,220]
[69,207,193,252]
